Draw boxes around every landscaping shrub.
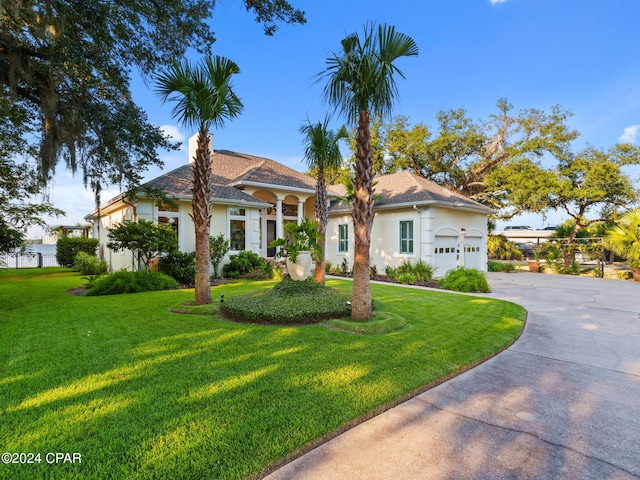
[56,237,99,267]
[221,277,351,323]
[394,260,434,282]
[86,270,178,296]
[330,265,342,275]
[385,265,397,279]
[397,272,416,284]
[439,268,490,293]
[487,260,515,273]
[73,252,107,275]
[324,261,333,273]
[158,251,196,283]
[209,234,230,278]
[487,260,504,272]
[542,243,582,275]
[340,257,351,276]
[222,251,273,279]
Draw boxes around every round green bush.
[438,268,490,293]
[85,270,178,296]
[221,278,351,324]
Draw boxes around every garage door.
[462,236,483,270]
[434,235,458,277]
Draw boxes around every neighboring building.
[86,135,491,277]
[326,171,492,277]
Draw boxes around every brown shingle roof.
[132,150,489,215]
[217,150,316,191]
[142,149,317,204]
[329,171,491,213]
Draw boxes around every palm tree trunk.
[192,130,212,305]
[351,110,373,320]
[315,166,327,284]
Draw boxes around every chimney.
[187,133,213,164]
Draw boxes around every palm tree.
[300,116,348,284]
[605,207,640,268]
[319,23,418,320]
[155,56,243,305]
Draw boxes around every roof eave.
[329,200,493,215]
[228,180,316,195]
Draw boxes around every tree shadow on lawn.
[0,280,524,480]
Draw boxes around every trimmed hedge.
[221,277,351,323]
[85,270,178,296]
[56,237,99,267]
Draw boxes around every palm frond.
[318,22,418,123]
[154,55,244,132]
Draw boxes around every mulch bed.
[67,287,88,296]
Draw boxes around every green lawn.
[0,269,525,480]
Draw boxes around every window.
[157,202,179,240]
[229,208,246,251]
[399,220,414,255]
[338,224,349,253]
[229,208,245,216]
[282,203,298,217]
[158,216,179,238]
[230,220,245,251]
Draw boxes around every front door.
[267,220,276,257]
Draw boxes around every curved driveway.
[264,273,640,479]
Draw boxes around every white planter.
[286,251,313,281]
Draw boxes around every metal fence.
[0,253,60,269]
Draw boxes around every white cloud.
[618,125,640,144]
[160,124,186,144]
[490,0,509,4]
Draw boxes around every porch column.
[297,200,304,224]
[276,197,283,241]
[260,209,267,256]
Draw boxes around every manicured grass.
[0,269,525,480]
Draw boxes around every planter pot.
[528,260,541,273]
[286,251,313,281]
[632,267,640,282]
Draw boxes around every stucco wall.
[326,205,488,277]
[94,199,262,273]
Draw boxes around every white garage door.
[434,235,459,277]
[462,236,483,270]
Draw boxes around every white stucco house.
[86,135,491,277]
[325,171,492,277]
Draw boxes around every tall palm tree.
[155,56,243,305]
[300,116,348,284]
[320,23,418,320]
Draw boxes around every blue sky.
[37,0,640,235]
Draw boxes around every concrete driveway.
[264,273,640,479]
